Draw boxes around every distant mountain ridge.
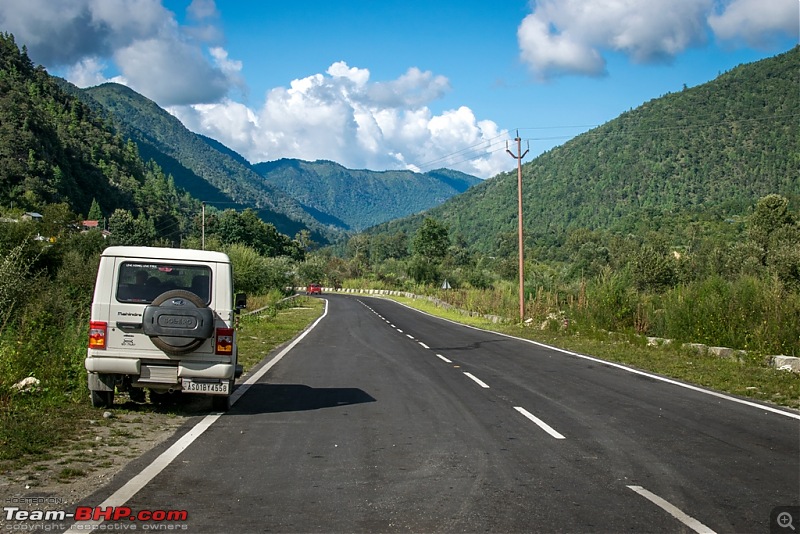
[369,47,800,253]
[61,82,481,242]
[63,82,336,243]
[253,159,481,231]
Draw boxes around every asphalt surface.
[64,294,800,532]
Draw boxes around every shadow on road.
[232,383,376,414]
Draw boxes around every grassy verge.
[236,295,325,373]
[385,295,800,410]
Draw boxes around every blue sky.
[1,0,797,178]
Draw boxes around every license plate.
[181,379,229,395]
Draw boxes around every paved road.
[69,294,799,532]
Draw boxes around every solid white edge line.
[514,406,566,439]
[627,485,717,534]
[436,354,452,363]
[66,414,221,532]
[463,372,490,389]
[66,298,330,533]
[373,297,800,421]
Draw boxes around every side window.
[116,262,212,304]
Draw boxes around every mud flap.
[88,372,115,392]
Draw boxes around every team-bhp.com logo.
[4,505,188,528]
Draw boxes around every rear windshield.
[116,262,212,304]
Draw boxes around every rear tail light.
[89,321,107,350]
[215,327,234,355]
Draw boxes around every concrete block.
[772,355,800,372]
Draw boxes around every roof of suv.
[101,246,231,264]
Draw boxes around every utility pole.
[506,131,529,323]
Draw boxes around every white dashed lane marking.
[627,486,716,534]
[463,372,490,389]
[514,406,566,440]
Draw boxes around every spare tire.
[143,289,215,355]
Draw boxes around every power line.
[413,132,508,170]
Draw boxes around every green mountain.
[0,33,195,239]
[252,159,481,231]
[369,47,800,254]
[66,82,481,242]
[62,82,339,244]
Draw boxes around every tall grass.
[652,275,799,354]
[421,273,799,356]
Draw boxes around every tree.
[412,218,449,263]
[298,256,326,285]
[295,229,315,252]
[631,244,677,292]
[108,209,135,246]
[214,208,302,259]
[87,198,103,221]
[749,194,795,266]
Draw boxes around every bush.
[580,267,637,331]
[657,275,800,354]
[0,243,36,328]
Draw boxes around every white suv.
[85,246,245,411]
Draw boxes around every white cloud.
[517,0,796,79]
[170,63,511,178]
[65,56,110,88]
[0,0,236,105]
[187,0,219,20]
[709,0,800,47]
[0,0,172,66]
[114,38,230,106]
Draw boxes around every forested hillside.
[65,82,336,244]
[253,159,481,231]
[0,33,196,244]
[370,47,799,256]
[0,32,307,256]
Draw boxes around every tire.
[211,394,230,412]
[143,289,214,355]
[149,389,172,405]
[128,387,146,403]
[90,389,114,408]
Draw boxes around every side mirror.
[235,292,247,312]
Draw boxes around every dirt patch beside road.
[0,399,189,529]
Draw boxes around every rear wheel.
[211,394,230,412]
[128,387,146,403]
[90,389,114,408]
[149,389,173,405]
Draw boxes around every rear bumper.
[85,357,235,381]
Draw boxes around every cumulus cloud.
[170,63,510,178]
[0,0,171,66]
[709,0,799,47]
[0,0,237,105]
[114,38,231,106]
[517,0,797,79]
